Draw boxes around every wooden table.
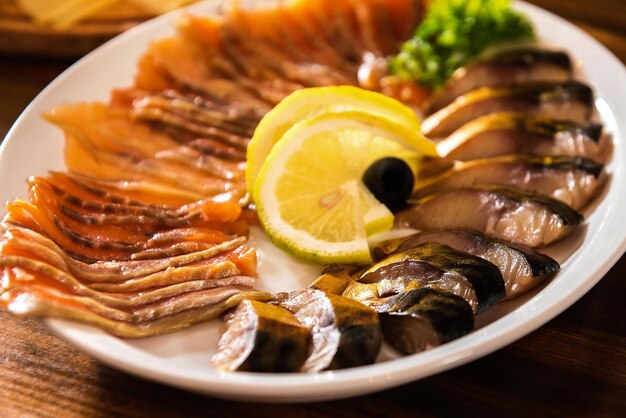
[1,1,625,416]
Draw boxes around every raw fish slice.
[313,0,367,63]
[303,0,363,63]
[1,217,262,336]
[8,182,246,262]
[0,253,255,311]
[133,51,178,93]
[377,0,424,43]
[187,139,247,161]
[131,92,257,139]
[146,35,274,109]
[176,17,294,105]
[218,24,305,92]
[60,121,242,200]
[159,89,261,127]
[45,102,180,156]
[31,176,243,228]
[219,13,337,89]
[280,2,360,77]
[0,278,269,338]
[397,187,583,247]
[132,102,251,150]
[3,225,250,283]
[46,102,247,202]
[5,199,143,262]
[154,147,245,181]
[59,172,204,207]
[29,181,240,251]
[357,0,400,56]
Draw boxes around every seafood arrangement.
[0,0,612,373]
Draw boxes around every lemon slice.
[254,111,435,264]
[246,85,426,198]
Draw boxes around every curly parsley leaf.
[389,0,535,89]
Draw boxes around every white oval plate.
[1,1,626,403]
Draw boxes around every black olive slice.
[362,157,415,212]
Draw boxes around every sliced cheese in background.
[17,0,118,28]
[16,0,198,29]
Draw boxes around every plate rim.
[1,0,626,402]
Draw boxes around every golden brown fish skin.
[275,289,382,372]
[398,186,583,248]
[360,243,505,314]
[372,229,560,300]
[211,299,311,372]
[435,113,608,164]
[412,155,605,211]
[376,288,474,354]
[422,81,594,138]
[424,48,574,115]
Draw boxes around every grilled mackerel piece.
[211,299,311,373]
[357,242,505,314]
[435,113,606,163]
[372,230,560,300]
[412,155,604,211]
[310,266,474,355]
[424,48,573,115]
[376,288,474,354]
[397,186,583,248]
[275,289,382,372]
[422,81,594,138]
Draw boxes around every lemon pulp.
[246,85,426,198]
[254,111,436,264]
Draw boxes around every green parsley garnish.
[389,0,535,89]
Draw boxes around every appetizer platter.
[1,0,626,402]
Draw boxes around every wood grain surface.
[1,1,625,417]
